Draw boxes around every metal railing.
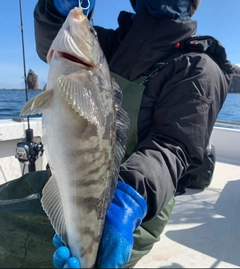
[215,120,240,129]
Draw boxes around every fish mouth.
[59,51,94,69]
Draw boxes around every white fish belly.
[42,90,115,267]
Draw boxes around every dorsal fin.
[109,78,130,203]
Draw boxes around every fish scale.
[20,7,129,268]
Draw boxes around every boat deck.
[136,161,240,268]
[0,118,239,268]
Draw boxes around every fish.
[20,7,129,268]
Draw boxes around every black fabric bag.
[0,170,55,268]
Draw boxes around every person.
[0,0,235,268]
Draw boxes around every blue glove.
[52,235,80,268]
[53,0,95,17]
[98,181,148,268]
[52,181,148,268]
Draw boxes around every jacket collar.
[109,8,197,81]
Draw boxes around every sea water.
[0,89,239,124]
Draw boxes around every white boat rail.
[0,118,239,184]
[215,120,240,128]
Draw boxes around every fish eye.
[89,27,97,38]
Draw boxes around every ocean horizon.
[0,90,240,126]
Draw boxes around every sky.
[0,0,240,89]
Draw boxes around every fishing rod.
[15,0,44,173]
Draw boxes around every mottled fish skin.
[20,7,129,268]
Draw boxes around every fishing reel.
[15,129,44,172]
[16,140,44,163]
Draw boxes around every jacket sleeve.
[34,0,66,62]
[119,52,231,222]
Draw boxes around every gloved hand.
[52,234,80,268]
[52,181,148,268]
[53,0,95,17]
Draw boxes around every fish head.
[47,7,100,70]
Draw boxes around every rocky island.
[27,69,38,90]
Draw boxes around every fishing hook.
[79,0,90,16]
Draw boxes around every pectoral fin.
[58,74,105,127]
[20,89,53,116]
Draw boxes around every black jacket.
[34,0,234,221]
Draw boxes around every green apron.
[111,73,175,268]
[0,73,175,268]
[111,72,146,162]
